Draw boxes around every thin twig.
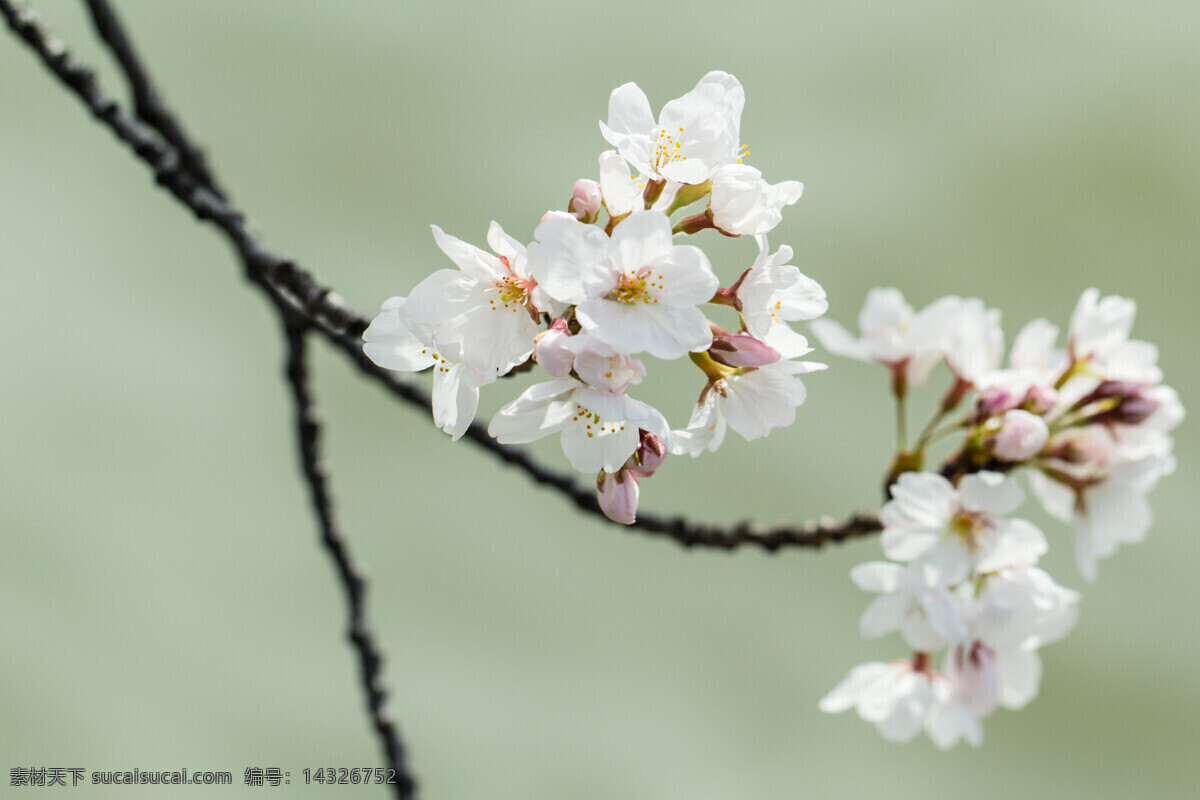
[0,0,879,553]
[283,319,416,799]
[81,0,225,197]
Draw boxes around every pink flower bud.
[597,467,639,524]
[534,319,575,377]
[991,409,1049,462]
[976,386,1017,418]
[628,430,667,478]
[568,179,603,223]
[708,330,781,368]
[540,209,577,225]
[1107,395,1160,425]
[1022,384,1058,415]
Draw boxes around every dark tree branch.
[81,0,225,198]
[282,318,415,799]
[0,2,880,550]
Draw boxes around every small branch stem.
[283,319,416,799]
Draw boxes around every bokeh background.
[2,1,1197,797]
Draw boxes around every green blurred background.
[2,1,1197,797]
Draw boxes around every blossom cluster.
[816,288,1182,746]
[363,72,828,522]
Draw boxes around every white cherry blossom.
[362,297,489,440]
[1031,453,1175,581]
[810,288,944,388]
[935,296,1005,386]
[736,240,828,359]
[400,223,548,378]
[599,71,745,185]
[881,471,1047,580]
[820,660,982,748]
[1068,288,1161,383]
[969,566,1079,652]
[527,211,719,359]
[672,358,826,454]
[850,561,968,651]
[708,164,803,236]
[488,378,671,473]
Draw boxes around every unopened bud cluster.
[364,72,827,523]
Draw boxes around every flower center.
[610,268,663,305]
[951,509,989,551]
[570,402,627,439]
[651,126,688,172]
[490,256,534,313]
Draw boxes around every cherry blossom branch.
[1,0,881,552]
[283,318,416,800]
[80,0,225,199]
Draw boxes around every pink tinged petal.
[819,662,895,714]
[949,643,1000,717]
[573,349,646,395]
[958,471,1024,516]
[976,519,1047,573]
[761,325,814,361]
[534,323,576,377]
[597,467,640,524]
[430,225,503,283]
[850,562,902,593]
[528,216,614,305]
[431,363,480,441]
[487,379,578,444]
